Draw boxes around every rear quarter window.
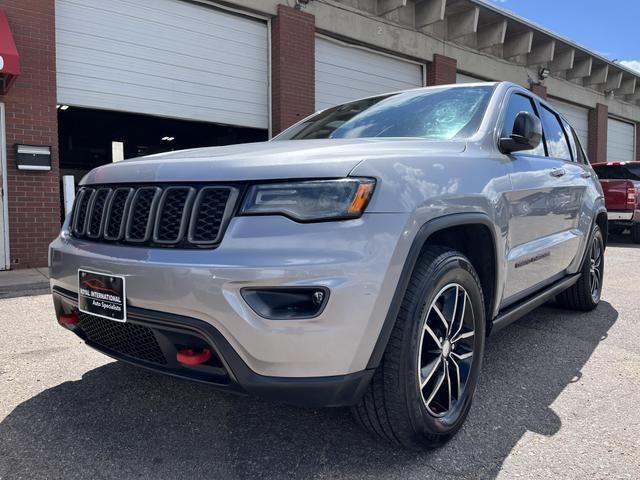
[593,164,640,180]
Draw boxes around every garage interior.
[58,107,267,182]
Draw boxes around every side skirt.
[490,273,581,334]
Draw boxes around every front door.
[0,103,7,270]
[501,92,585,304]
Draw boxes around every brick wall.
[271,5,315,135]
[426,54,457,86]
[529,83,548,99]
[588,103,608,163]
[0,0,59,268]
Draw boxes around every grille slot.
[154,187,195,244]
[86,188,112,238]
[72,188,95,236]
[77,312,167,365]
[126,187,161,243]
[71,184,237,249]
[189,187,237,245]
[104,188,134,241]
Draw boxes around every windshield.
[274,85,495,141]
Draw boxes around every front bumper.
[52,288,374,407]
[49,213,410,380]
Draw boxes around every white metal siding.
[456,73,484,84]
[56,0,269,129]
[315,37,424,111]
[547,98,589,150]
[607,117,635,161]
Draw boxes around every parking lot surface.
[1,237,639,479]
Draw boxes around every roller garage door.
[315,37,424,111]
[607,117,636,161]
[456,73,485,84]
[547,98,589,150]
[56,0,269,129]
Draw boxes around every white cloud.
[620,60,640,74]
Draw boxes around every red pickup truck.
[592,161,640,242]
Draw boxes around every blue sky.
[486,0,640,73]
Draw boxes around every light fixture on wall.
[538,67,550,81]
[57,104,70,111]
[295,0,311,10]
[161,136,175,141]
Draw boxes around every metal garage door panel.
[315,37,424,111]
[607,117,635,162]
[56,0,269,129]
[456,73,484,84]
[547,98,589,151]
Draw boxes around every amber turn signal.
[348,182,375,214]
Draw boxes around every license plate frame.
[78,269,127,322]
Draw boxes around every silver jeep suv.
[50,82,606,450]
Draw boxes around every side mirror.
[499,111,543,154]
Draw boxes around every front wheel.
[556,225,604,310]
[352,246,485,450]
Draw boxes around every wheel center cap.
[442,340,452,358]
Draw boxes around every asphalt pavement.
[0,236,639,479]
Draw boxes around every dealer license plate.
[78,269,127,322]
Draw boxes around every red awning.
[0,8,19,94]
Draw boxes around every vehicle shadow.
[607,232,640,248]
[0,301,618,479]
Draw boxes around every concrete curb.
[0,268,51,299]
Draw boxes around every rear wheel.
[557,225,604,310]
[352,246,485,450]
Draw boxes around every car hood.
[81,138,466,184]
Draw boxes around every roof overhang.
[376,0,640,105]
[0,8,19,95]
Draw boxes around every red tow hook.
[176,348,212,366]
[59,312,79,326]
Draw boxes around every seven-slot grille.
[71,184,238,248]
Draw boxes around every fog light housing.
[241,287,329,320]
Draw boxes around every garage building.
[0,0,639,269]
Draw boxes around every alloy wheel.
[417,283,476,417]
[589,235,603,302]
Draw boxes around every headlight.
[240,178,375,221]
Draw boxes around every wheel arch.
[366,213,501,370]
[596,210,608,248]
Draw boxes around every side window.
[502,93,545,156]
[563,119,579,162]
[570,127,588,164]
[539,105,572,160]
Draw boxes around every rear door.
[502,92,586,304]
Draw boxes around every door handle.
[580,171,592,178]
[550,168,566,178]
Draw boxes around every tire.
[352,246,486,450]
[631,223,640,244]
[556,225,604,311]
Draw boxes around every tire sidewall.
[401,253,486,439]
[588,226,605,305]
